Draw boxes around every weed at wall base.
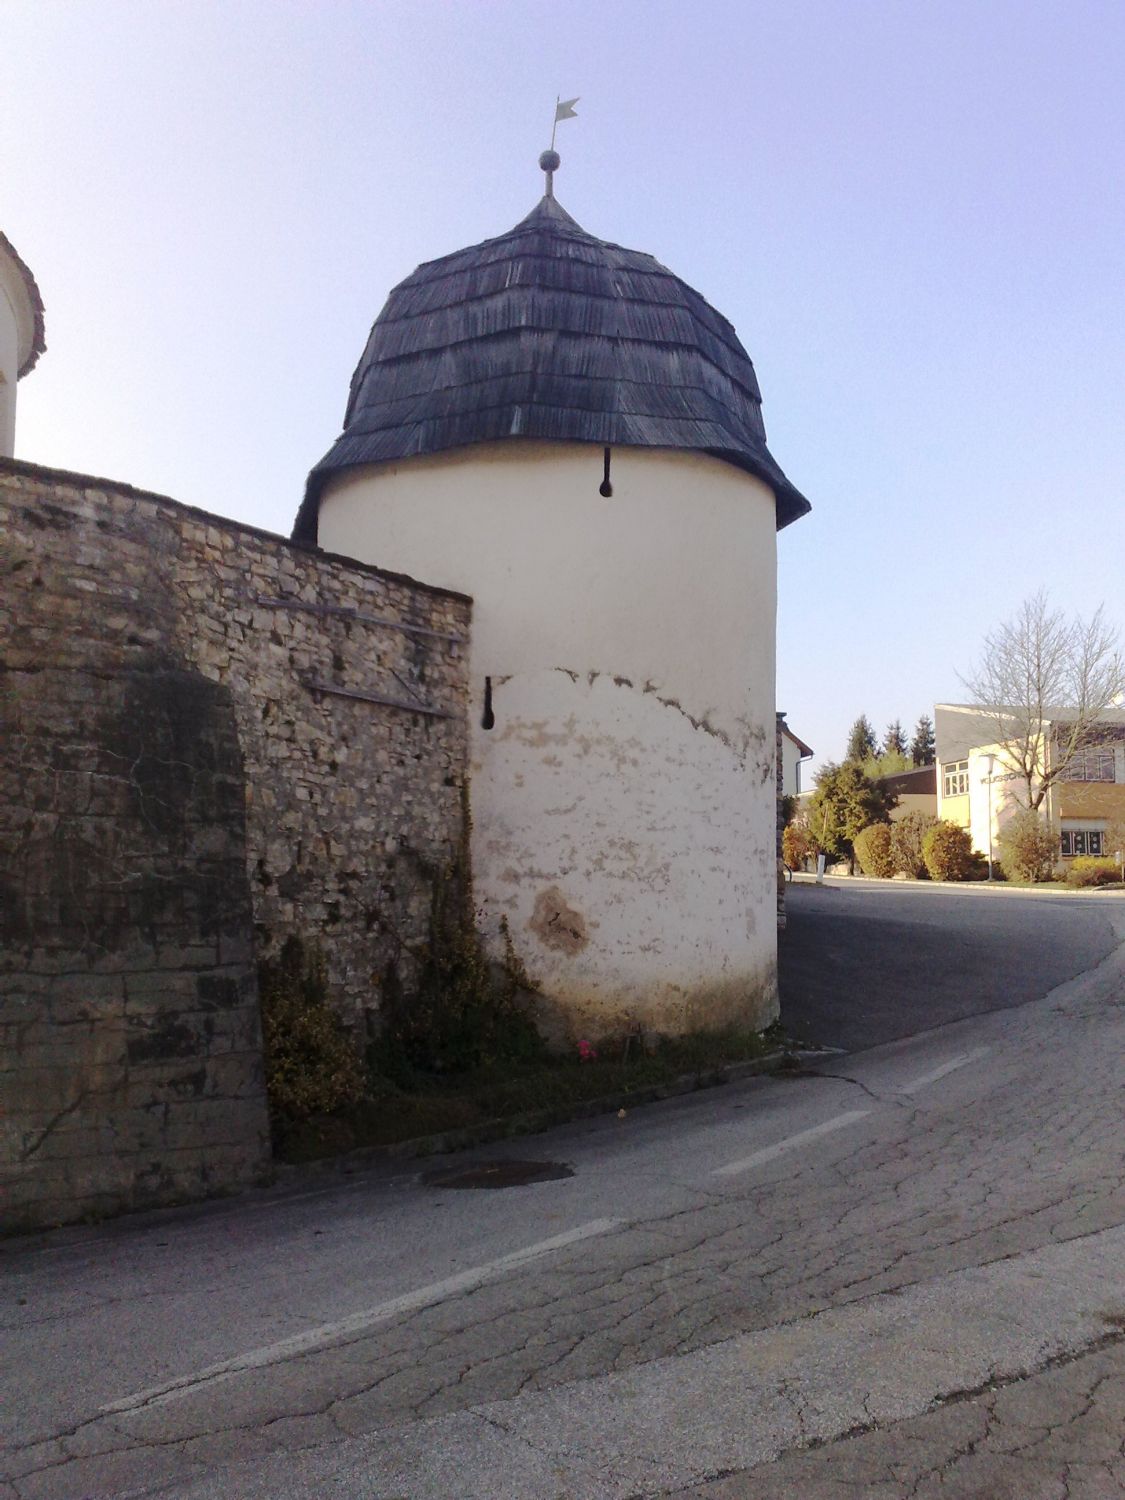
[258,936,365,1143]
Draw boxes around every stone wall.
[0,458,470,1231]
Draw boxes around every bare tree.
[961,591,1124,810]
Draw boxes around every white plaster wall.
[319,441,780,1038]
[0,255,23,457]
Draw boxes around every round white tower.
[0,231,46,458]
[298,174,810,1043]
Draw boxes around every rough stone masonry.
[0,459,470,1232]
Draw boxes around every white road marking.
[102,1217,621,1414]
[710,1110,871,1179]
[899,1046,992,1095]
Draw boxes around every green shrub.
[998,808,1058,883]
[922,821,975,881]
[258,937,365,1126]
[805,762,898,866]
[853,822,895,878]
[890,811,938,878]
[1065,856,1121,888]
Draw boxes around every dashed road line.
[710,1046,992,1182]
[101,1217,621,1414]
[711,1110,872,1178]
[899,1046,991,1096]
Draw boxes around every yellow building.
[934,704,1125,868]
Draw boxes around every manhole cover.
[421,1158,574,1190]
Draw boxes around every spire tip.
[539,148,561,198]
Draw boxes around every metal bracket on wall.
[301,676,455,720]
[253,595,464,648]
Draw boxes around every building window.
[1062,745,1116,782]
[1061,830,1103,857]
[942,760,969,797]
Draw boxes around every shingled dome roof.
[294,195,810,541]
[0,230,46,377]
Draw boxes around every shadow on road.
[779,882,1119,1054]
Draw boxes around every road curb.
[0,1047,843,1246]
[790,873,1125,897]
[274,1046,844,1184]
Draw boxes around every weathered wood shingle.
[0,229,46,376]
[296,196,809,539]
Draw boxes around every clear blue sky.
[6,0,1124,774]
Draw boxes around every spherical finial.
[539,149,560,173]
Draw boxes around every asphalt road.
[780,876,1120,1052]
[3,890,1124,1499]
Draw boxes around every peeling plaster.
[550,666,776,765]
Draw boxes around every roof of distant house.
[780,722,814,759]
[296,192,810,542]
[875,764,936,796]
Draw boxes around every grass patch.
[275,1024,788,1164]
[982,875,1125,890]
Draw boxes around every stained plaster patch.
[529,886,589,954]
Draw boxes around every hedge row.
[1066,856,1122,888]
[852,814,989,882]
[850,818,1121,885]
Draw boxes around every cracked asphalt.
[3,886,1123,1498]
[675,1337,1125,1499]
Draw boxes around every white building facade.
[935,703,1125,871]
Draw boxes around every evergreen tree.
[911,714,936,766]
[807,762,898,867]
[844,714,878,764]
[883,719,908,758]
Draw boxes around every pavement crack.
[803,1068,924,1114]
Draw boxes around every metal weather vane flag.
[550,96,579,150]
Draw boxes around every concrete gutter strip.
[275,1046,841,1184]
